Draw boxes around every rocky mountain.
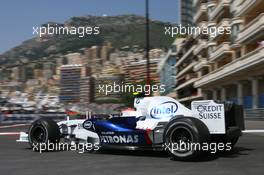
[0,15,175,65]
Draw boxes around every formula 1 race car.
[17,95,245,160]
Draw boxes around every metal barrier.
[245,108,264,120]
[0,113,67,124]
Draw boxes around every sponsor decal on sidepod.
[100,135,139,144]
[150,101,178,119]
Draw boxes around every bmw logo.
[83,121,93,129]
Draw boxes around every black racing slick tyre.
[28,118,61,151]
[163,117,210,161]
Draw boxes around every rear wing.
[191,100,245,134]
[224,102,245,131]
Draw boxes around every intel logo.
[150,101,178,119]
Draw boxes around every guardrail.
[0,113,67,124]
[245,109,264,120]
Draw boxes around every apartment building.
[122,49,164,85]
[180,0,194,26]
[43,62,56,80]
[158,39,185,97]
[94,74,125,102]
[80,76,94,107]
[59,64,83,104]
[66,53,84,65]
[125,59,161,84]
[100,42,115,62]
[175,37,203,105]
[174,0,264,117]
[83,46,101,77]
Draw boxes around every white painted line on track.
[243,130,264,133]
[0,132,20,136]
[0,124,29,129]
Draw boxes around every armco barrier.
[245,108,264,120]
[0,113,67,124]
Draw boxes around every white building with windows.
[161,0,264,118]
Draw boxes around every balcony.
[176,45,196,67]
[193,22,208,38]
[176,61,197,79]
[236,13,264,44]
[193,41,207,55]
[211,18,230,40]
[217,18,230,28]
[176,78,198,91]
[231,0,263,17]
[207,22,216,39]
[193,59,208,71]
[195,47,264,87]
[207,0,217,15]
[177,88,203,102]
[209,0,231,21]
[209,42,232,62]
[178,94,203,102]
[194,3,207,23]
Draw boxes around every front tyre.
[28,118,61,151]
[163,117,210,161]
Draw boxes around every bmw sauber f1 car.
[17,95,244,160]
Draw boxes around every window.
[171,45,177,53]
[236,50,241,58]
[168,57,176,66]
[231,24,240,37]
[208,6,214,14]
[208,46,214,55]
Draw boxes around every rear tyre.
[229,137,239,147]
[28,118,60,151]
[163,117,210,161]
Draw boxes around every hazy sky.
[0,0,179,54]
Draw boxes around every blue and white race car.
[17,95,244,160]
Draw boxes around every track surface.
[0,123,263,175]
